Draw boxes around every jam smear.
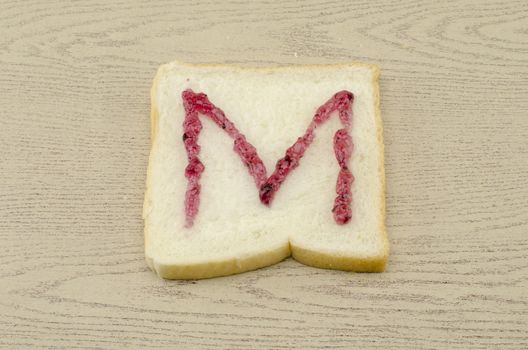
[181,89,354,227]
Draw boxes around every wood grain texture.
[1,0,527,348]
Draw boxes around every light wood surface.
[1,1,527,348]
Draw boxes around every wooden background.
[1,0,527,348]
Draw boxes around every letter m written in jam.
[181,90,355,228]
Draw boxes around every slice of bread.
[143,60,388,279]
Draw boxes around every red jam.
[181,89,354,227]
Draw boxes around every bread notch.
[143,61,388,279]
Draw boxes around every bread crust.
[144,60,388,279]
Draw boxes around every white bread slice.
[143,60,388,279]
